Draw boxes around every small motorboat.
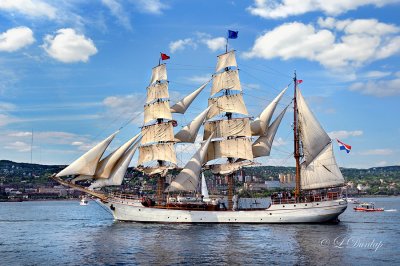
[346,197,361,204]
[80,196,89,206]
[354,202,384,212]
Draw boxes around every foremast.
[138,60,177,203]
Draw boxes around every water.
[1,197,399,265]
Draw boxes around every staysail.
[165,135,212,192]
[170,81,209,114]
[174,106,211,143]
[89,139,141,189]
[56,131,118,177]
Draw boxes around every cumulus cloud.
[247,0,397,19]
[0,27,35,52]
[102,0,132,30]
[4,141,31,152]
[328,130,363,139]
[349,77,400,97]
[202,37,226,52]
[0,0,57,19]
[169,38,197,53]
[244,19,400,70]
[42,28,98,63]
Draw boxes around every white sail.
[211,70,241,96]
[95,133,141,179]
[251,87,287,136]
[206,137,253,162]
[141,122,174,145]
[144,100,172,124]
[210,160,253,175]
[296,89,331,166]
[150,64,167,85]
[89,139,140,189]
[252,106,287,158]
[215,50,237,72]
[56,131,118,177]
[138,142,177,165]
[207,93,248,119]
[204,117,251,140]
[174,106,211,143]
[165,135,212,192]
[170,81,209,114]
[201,173,209,199]
[146,83,169,103]
[300,142,344,190]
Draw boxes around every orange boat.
[354,202,384,212]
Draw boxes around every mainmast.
[293,72,301,198]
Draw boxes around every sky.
[0,0,399,169]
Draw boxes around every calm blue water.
[1,197,399,265]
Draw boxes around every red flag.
[161,53,170,60]
[297,80,303,84]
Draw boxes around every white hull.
[99,198,347,223]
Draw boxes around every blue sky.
[0,0,399,168]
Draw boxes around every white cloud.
[103,94,146,126]
[0,102,16,111]
[0,0,57,19]
[42,28,98,63]
[363,71,392,79]
[133,0,168,14]
[102,0,132,30]
[328,130,363,139]
[0,27,35,52]
[247,0,398,19]
[360,149,394,155]
[244,19,400,70]
[202,37,226,52]
[349,77,400,97]
[4,141,31,152]
[169,38,197,53]
[186,74,211,84]
[8,131,32,137]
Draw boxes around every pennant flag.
[297,79,303,84]
[228,30,238,39]
[161,53,170,60]
[336,139,351,153]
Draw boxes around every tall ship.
[52,46,348,223]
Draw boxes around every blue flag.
[228,30,238,39]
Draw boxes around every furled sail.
[56,131,118,177]
[204,117,251,140]
[144,100,172,124]
[300,142,344,190]
[215,50,237,73]
[95,133,141,179]
[138,142,177,165]
[211,70,241,96]
[206,138,253,162]
[141,122,174,145]
[251,87,287,136]
[174,106,211,143]
[207,93,248,119]
[211,161,252,175]
[252,106,288,158]
[146,83,169,103]
[150,64,167,85]
[296,89,331,166]
[170,81,209,114]
[165,135,212,192]
[89,139,140,189]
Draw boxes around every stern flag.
[228,30,238,39]
[161,53,170,60]
[336,139,351,153]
